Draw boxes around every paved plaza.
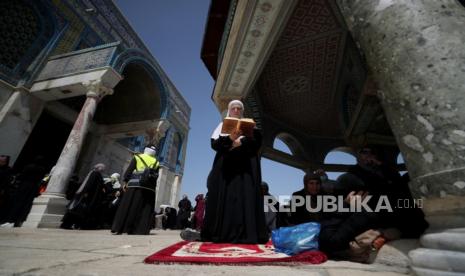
[0,228,414,276]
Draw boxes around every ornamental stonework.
[255,0,346,137]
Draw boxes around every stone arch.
[273,137,292,155]
[156,135,167,161]
[397,152,405,164]
[273,132,306,159]
[111,48,169,119]
[157,126,173,164]
[396,152,408,175]
[95,61,166,124]
[174,133,185,173]
[168,132,181,169]
[324,147,357,165]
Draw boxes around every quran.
[221,117,256,137]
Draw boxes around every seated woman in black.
[289,172,324,225]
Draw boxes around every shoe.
[180,228,201,241]
[355,229,381,247]
[348,241,371,263]
[0,222,14,228]
[332,242,371,263]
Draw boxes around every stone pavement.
[0,228,414,276]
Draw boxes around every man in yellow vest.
[128,146,159,191]
[111,145,160,235]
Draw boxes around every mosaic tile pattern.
[276,0,339,48]
[0,0,40,70]
[259,31,343,136]
[51,0,86,55]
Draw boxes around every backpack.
[135,154,160,185]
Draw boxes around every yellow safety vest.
[134,153,159,172]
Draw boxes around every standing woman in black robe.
[61,163,106,229]
[111,146,159,235]
[200,100,268,244]
[1,156,46,227]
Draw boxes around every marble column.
[335,1,465,275]
[170,175,181,207]
[24,80,113,228]
[46,81,112,195]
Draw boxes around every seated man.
[163,207,177,230]
[318,191,384,262]
[347,147,401,208]
[346,146,427,237]
[314,168,338,195]
[319,146,427,262]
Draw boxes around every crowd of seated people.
[267,145,428,263]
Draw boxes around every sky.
[114,0,359,202]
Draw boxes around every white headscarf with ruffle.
[211,100,244,139]
[144,146,157,157]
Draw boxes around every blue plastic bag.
[271,222,320,255]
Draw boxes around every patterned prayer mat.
[144,241,327,265]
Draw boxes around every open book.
[221,117,256,137]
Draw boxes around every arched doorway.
[94,63,162,124]
[78,61,167,177]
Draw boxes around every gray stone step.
[421,231,465,252]
[409,248,465,273]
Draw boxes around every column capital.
[145,119,171,146]
[156,119,171,136]
[82,80,113,99]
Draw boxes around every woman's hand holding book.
[229,129,242,141]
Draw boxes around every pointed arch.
[112,48,169,119]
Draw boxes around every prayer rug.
[144,241,327,265]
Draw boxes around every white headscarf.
[144,146,157,157]
[76,163,106,195]
[94,163,106,172]
[211,100,244,140]
[110,173,121,189]
[226,100,244,118]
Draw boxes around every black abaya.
[111,187,154,234]
[61,170,105,229]
[3,163,46,226]
[201,128,268,244]
[111,157,156,235]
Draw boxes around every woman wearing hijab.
[193,193,206,231]
[198,100,268,244]
[61,164,106,229]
